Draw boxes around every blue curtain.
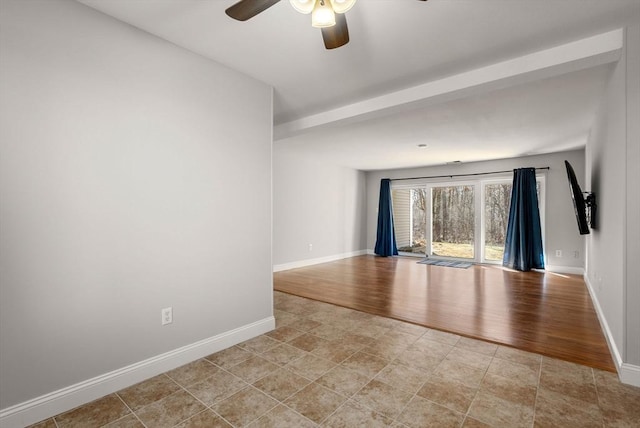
[503,168,545,271]
[374,178,398,257]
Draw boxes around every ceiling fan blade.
[225,0,281,21]
[322,13,349,49]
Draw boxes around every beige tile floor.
[31,291,640,428]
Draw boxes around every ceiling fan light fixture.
[329,0,357,14]
[311,0,336,28]
[289,0,315,14]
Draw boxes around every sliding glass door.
[391,176,544,263]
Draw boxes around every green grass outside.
[398,242,504,261]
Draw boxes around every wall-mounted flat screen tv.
[564,160,590,235]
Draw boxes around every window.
[392,174,545,264]
[431,185,475,259]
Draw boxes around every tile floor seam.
[188,409,225,428]
[394,348,478,426]
[270,398,320,427]
[590,367,607,428]
[327,364,391,422]
[113,392,148,428]
[357,348,394,364]
[285,381,341,425]
[256,369,311,400]
[285,361,319,384]
[529,355,544,428]
[210,384,275,428]
[201,368,252,406]
[462,375,483,421]
[208,407,236,428]
[343,365,377,394]
[321,397,391,427]
[311,383,352,426]
[459,362,493,428]
[173,380,222,427]
[161,371,185,395]
[340,369,380,402]
[317,399,348,426]
[391,366,433,426]
[421,377,478,424]
[135,387,196,428]
[245,384,283,427]
[180,369,222,389]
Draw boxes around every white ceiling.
[77,0,640,170]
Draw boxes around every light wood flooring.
[274,255,615,372]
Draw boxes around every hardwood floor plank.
[273,255,615,372]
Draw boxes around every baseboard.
[583,275,640,387]
[584,274,624,367]
[273,250,368,272]
[0,317,275,428]
[544,265,585,275]
[619,363,640,386]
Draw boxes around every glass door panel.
[431,185,475,259]
[391,187,427,255]
[484,183,512,261]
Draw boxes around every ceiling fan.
[225,0,428,50]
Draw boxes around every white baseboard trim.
[273,250,368,272]
[544,265,585,275]
[0,317,275,428]
[584,275,640,387]
[584,275,624,367]
[620,362,640,386]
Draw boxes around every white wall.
[586,23,640,379]
[366,150,587,272]
[0,0,273,417]
[273,143,367,268]
[585,41,626,364]
[625,23,640,375]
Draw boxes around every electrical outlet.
[308,243,313,252]
[574,251,579,258]
[555,250,562,257]
[161,307,172,325]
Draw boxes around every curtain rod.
[390,167,550,182]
